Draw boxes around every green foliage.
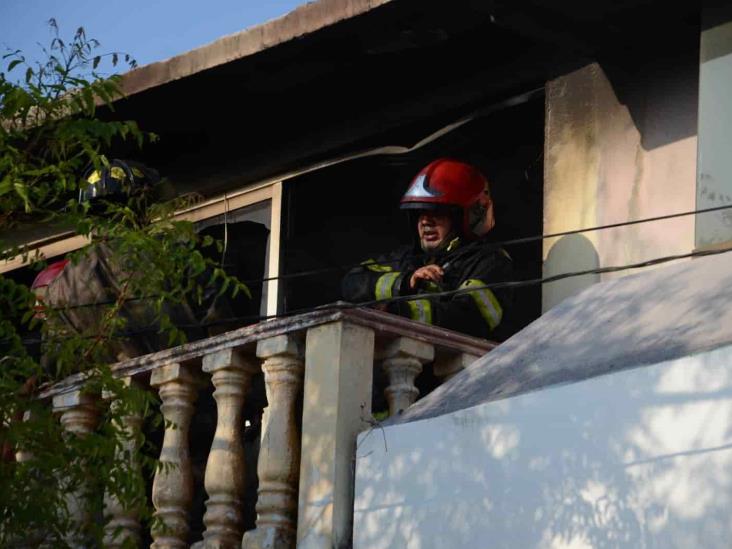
[0,22,250,546]
[0,20,143,228]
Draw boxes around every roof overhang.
[3,0,702,268]
[102,0,699,197]
[119,0,394,99]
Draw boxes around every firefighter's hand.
[410,264,443,289]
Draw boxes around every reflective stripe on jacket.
[341,238,513,339]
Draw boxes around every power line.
[256,202,732,283]
[191,243,732,328]
[242,203,732,285]
[24,201,732,312]
[23,243,732,345]
[499,203,732,247]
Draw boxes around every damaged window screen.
[196,199,272,318]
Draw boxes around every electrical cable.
[188,203,732,288]
[21,243,732,346]
[27,201,732,312]
[245,202,732,284]
[181,243,732,328]
[154,201,732,288]
[498,203,732,247]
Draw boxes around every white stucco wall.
[543,61,698,311]
[353,343,732,548]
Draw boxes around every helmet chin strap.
[421,229,460,255]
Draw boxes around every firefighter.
[78,157,161,204]
[30,159,161,318]
[31,158,162,305]
[30,159,267,361]
[341,158,513,340]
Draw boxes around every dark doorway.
[280,93,545,339]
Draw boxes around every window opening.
[280,95,544,337]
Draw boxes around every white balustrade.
[37,308,493,549]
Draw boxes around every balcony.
[35,307,494,548]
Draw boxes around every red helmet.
[400,158,493,238]
[31,259,69,290]
[31,258,69,318]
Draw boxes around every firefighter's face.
[417,211,453,251]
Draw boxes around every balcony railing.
[36,307,495,548]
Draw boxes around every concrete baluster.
[103,378,144,548]
[377,337,434,416]
[52,390,100,547]
[150,363,199,549]
[14,409,36,464]
[433,352,479,383]
[201,348,260,547]
[242,335,304,549]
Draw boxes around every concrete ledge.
[119,0,393,98]
[39,305,495,399]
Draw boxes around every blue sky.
[0,0,308,70]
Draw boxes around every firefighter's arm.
[397,252,512,339]
[439,281,506,337]
[395,285,504,338]
[341,255,410,304]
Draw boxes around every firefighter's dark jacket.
[341,236,513,340]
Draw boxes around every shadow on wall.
[404,252,732,423]
[598,29,699,151]
[353,346,732,549]
[543,233,599,311]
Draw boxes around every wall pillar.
[697,3,732,247]
[296,321,374,549]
